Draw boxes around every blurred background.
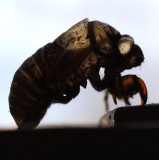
[0,0,159,129]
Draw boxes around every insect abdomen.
[9,45,49,128]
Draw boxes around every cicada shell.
[9,18,145,129]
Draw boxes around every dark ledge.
[1,103,159,159]
[100,103,159,128]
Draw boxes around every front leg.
[89,66,120,91]
[89,67,104,91]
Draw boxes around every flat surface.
[115,103,159,121]
[1,104,159,159]
[0,128,159,159]
[114,103,159,128]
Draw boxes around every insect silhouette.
[9,18,147,130]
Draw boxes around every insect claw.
[137,78,148,105]
[124,98,131,106]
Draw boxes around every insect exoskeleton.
[104,74,147,111]
[9,18,146,129]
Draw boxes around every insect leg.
[53,86,80,104]
[104,90,110,111]
[89,66,106,91]
[134,76,147,105]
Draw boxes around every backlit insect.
[9,18,147,130]
[105,74,147,111]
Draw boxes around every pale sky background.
[0,0,159,129]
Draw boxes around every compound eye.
[118,36,134,55]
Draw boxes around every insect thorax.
[57,51,100,89]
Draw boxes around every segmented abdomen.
[9,43,53,128]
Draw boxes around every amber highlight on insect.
[9,18,147,129]
[105,75,147,111]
